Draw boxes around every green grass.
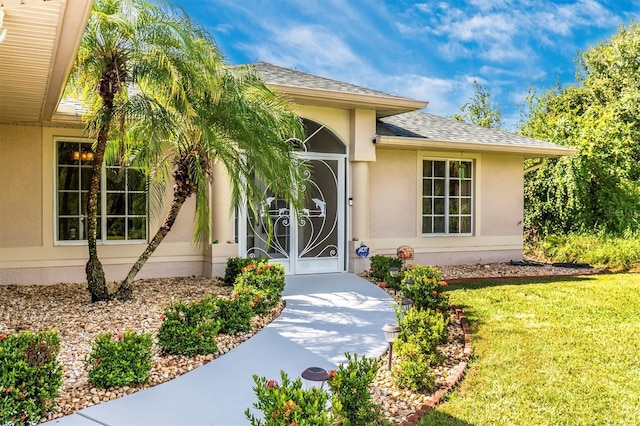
[417,274,640,426]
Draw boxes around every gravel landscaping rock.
[0,262,597,424]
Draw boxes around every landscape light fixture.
[381,323,401,370]
[389,267,399,294]
[401,297,413,313]
[301,366,330,389]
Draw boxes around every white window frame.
[421,157,474,237]
[54,138,148,245]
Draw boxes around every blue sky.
[171,0,640,130]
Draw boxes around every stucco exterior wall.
[0,125,43,248]
[0,124,205,285]
[369,149,417,238]
[365,148,525,267]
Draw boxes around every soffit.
[0,0,92,125]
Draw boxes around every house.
[0,1,574,285]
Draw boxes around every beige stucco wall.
[366,147,525,268]
[0,124,205,285]
[0,125,43,248]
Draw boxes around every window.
[56,141,147,242]
[422,159,473,235]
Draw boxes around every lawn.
[417,273,640,426]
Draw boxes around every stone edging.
[399,305,472,426]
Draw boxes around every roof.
[0,0,93,124]
[377,111,575,157]
[251,62,427,118]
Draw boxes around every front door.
[241,153,346,274]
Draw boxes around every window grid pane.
[422,159,473,235]
[57,142,147,242]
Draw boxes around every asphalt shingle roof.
[251,62,418,102]
[377,111,569,151]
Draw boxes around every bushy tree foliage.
[520,22,640,235]
[453,80,503,129]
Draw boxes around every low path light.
[382,323,401,371]
[301,366,330,389]
[389,267,399,294]
[401,297,413,313]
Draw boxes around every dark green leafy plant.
[0,330,62,425]
[392,355,435,392]
[235,284,271,315]
[245,371,332,426]
[328,353,391,426]
[86,330,153,388]
[368,255,403,287]
[233,261,285,310]
[402,265,449,312]
[157,296,220,355]
[214,293,253,334]
[223,257,259,286]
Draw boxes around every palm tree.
[68,0,223,301]
[115,67,306,300]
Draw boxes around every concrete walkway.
[45,273,396,426]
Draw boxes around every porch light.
[382,323,401,370]
[301,366,330,389]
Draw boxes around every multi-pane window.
[422,159,473,235]
[56,141,147,242]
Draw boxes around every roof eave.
[376,135,576,158]
[267,83,428,118]
[41,0,94,121]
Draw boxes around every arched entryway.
[238,119,347,274]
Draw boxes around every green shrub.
[368,255,403,287]
[245,370,332,426]
[235,284,272,315]
[396,306,448,357]
[223,257,260,286]
[402,265,449,312]
[86,330,153,388]
[157,297,220,355]
[214,293,253,334]
[328,353,391,426]
[234,261,285,310]
[0,330,62,425]
[393,356,435,392]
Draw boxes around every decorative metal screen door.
[240,153,345,274]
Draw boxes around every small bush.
[235,284,272,315]
[86,330,153,388]
[393,356,435,392]
[368,255,403,287]
[328,353,391,426]
[402,265,449,312]
[223,257,259,286]
[214,293,253,334]
[245,371,332,426]
[234,261,285,310]
[157,297,220,355]
[0,330,62,425]
[397,307,448,358]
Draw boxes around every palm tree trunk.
[115,192,188,300]
[85,121,111,302]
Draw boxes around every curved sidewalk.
[46,273,396,426]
